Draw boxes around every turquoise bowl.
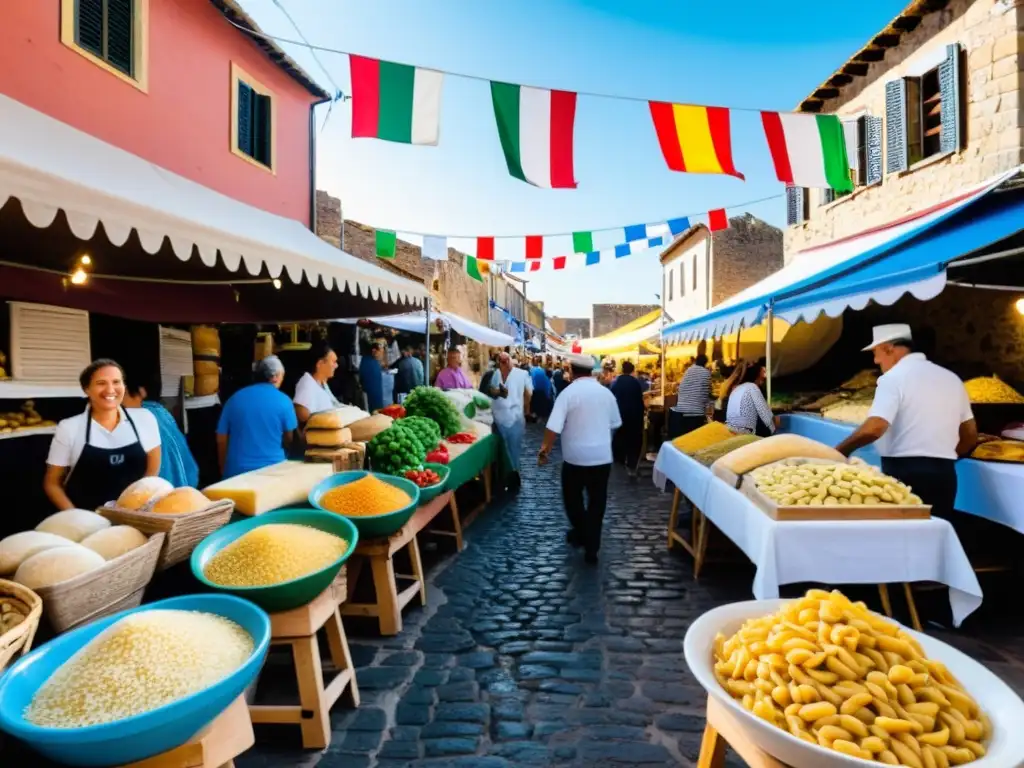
[0,594,270,766]
[413,463,451,503]
[190,508,358,612]
[308,470,420,538]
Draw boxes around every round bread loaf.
[149,486,211,515]
[36,509,111,542]
[0,531,74,576]
[116,477,174,511]
[81,525,148,560]
[15,545,105,589]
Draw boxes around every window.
[668,267,674,300]
[692,255,697,291]
[61,0,148,90]
[819,114,884,206]
[230,63,276,172]
[886,43,963,173]
[679,262,685,296]
[786,186,808,226]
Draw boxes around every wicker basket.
[0,579,42,672]
[34,532,164,634]
[99,499,235,570]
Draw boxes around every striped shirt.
[672,365,713,415]
[725,382,776,435]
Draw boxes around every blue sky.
[239,0,908,318]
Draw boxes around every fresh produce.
[25,609,253,728]
[399,415,442,451]
[405,468,442,488]
[203,461,333,516]
[971,440,1024,463]
[710,434,846,476]
[713,589,989,764]
[368,423,427,476]
[426,444,450,465]
[964,375,1024,404]
[379,404,406,419]
[0,595,29,634]
[204,523,348,586]
[671,422,734,454]
[690,435,762,467]
[318,475,412,517]
[446,432,477,445]
[751,459,922,506]
[403,386,463,437]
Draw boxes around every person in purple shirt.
[434,348,472,390]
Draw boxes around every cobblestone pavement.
[240,426,1024,767]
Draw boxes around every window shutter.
[680,262,685,296]
[75,0,104,57]
[254,93,272,166]
[785,186,805,225]
[820,188,835,206]
[237,82,253,157]
[105,0,134,75]
[866,116,883,185]
[159,327,193,399]
[668,268,673,301]
[9,303,91,384]
[885,79,909,174]
[939,43,963,154]
[692,255,697,291]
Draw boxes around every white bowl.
[684,599,1024,768]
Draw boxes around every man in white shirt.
[491,352,533,493]
[836,324,977,519]
[538,354,622,564]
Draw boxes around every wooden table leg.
[697,723,728,768]
[324,608,360,708]
[483,463,493,503]
[878,583,893,618]
[408,535,427,606]
[293,634,330,750]
[370,555,402,636]
[448,493,464,551]
[694,508,710,580]
[667,489,681,550]
[903,583,923,632]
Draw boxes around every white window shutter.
[159,326,194,399]
[9,302,91,383]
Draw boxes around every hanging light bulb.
[272,278,282,290]
[1016,298,1024,316]
[79,254,92,266]
[70,267,88,285]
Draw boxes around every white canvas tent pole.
[424,297,432,384]
[765,305,774,405]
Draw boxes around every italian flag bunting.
[572,231,593,253]
[490,82,577,189]
[375,229,397,259]
[761,112,853,192]
[350,56,444,146]
[464,256,486,282]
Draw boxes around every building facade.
[548,316,591,339]
[785,0,1024,260]
[0,0,328,227]
[591,304,661,338]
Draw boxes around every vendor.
[293,340,341,427]
[435,348,472,390]
[836,325,977,519]
[669,353,712,439]
[43,359,162,511]
[724,359,779,437]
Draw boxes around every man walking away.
[492,353,533,493]
[539,354,622,564]
[530,355,553,420]
[611,361,645,481]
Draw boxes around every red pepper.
[447,432,477,444]
[379,404,406,419]
[426,445,449,465]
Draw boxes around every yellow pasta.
[713,590,990,763]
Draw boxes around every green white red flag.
[490,82,577,188]
[350,56,443,146]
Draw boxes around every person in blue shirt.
[216,355,297,479]
[359,341,385,411]
[394,345,425,403]
[529,356,553,419]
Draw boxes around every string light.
[272,278,282,290]
[79,254,92,266]
[1015,297,1024,316]
[70,267,89,285]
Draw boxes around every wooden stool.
[248,573,359,749]
[697,697,789,768]
[122,697,253,768]
[666,489,712,578]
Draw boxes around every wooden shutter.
[9,303,91,384]
[158,327,193,399]
[885,80,909,174]
[939,43,963,154]
[105,0,134,75]
[254,93,272,166]
[786,186,805,225]
[866,115,883,185]
[75,0,104,57]
[237,82,254,157]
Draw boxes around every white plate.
[684,599,1024,768]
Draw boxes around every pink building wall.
[0,0,319,225]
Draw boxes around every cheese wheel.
[36,509,111,542]
[710,434,846,476]
[15,545,105,590]
[116,477,174,511]
[80,525,148,560]
[194,374,219,397]
[304,428,353,447]
[347,415,394,442]
[203,461,333,516]
[149,487,211,515]
[0,531,75,576]
[306,406,370,430]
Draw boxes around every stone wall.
[711,214,784,307]
[548,316,591,338]
[591,304,660,338]
[785,0,1024,259]
[315,191,488,325]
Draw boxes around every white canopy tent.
[338,310,515,347]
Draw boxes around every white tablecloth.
[653,443,983,627]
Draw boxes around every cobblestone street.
[239,424,1024,768]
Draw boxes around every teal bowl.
[190,509,358,613]
[308,470,420,539]
[413,463,451,503]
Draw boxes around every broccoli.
[368,423,427,476]
[403,386,463,437]
[399,416,441,451]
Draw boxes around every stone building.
[315,191,488,325]
[548,316,591,339]
[786,0,1023,259]
[592,304,661,338]
[660,214,783,324]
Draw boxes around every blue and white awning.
[663,167,1024,343]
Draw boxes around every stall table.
[125,696,252,768]
[435,433,495,547]
[653,443,983,628]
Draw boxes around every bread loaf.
[305,428,353,447]
[347,414,394,442]
[14,545,105,589]
[116,477,174,511]
[306,406,370,430]
[80,525,148,560]
[0,531,75,576]
[710,434,846,476]
[149,486,211,515]
[36,509,111,542]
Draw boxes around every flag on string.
[624,223,670,241]
[525,236,543,259]
[648,103,743,178]
[572,231,593,253]
[667,217,691,235]
[476,237,495,260]
[585,251,601,266]
[760,112,853,192]
[490,82,577,188]
[350,56,443,146]
[707,209,729,232]
[422,235,448,261]
[464,256,486,282]
[553,256,567,270]
[375,229,397,258]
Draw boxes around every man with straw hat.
[836,324,977,520]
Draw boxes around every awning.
[0,93,425,307]
[578,311,664,355]
[339,310,515,347]
[664,167,1024,343]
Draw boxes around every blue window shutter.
[939,43,964,154]
[866,115,884,185]
[254,93,272,166]
[785,186,805,225]
[75,0,104,57]
[885,79,909,174]
[237,82,253,157]
[105,0,133,75]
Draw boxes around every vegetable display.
[751,460,922,507]
[405,468,442,488]
[426,445,450,465]
[378,404,406,419]
[367,424,427,476]
[403,386,463,437]
[399,415,442,451]
[446,432,477,445]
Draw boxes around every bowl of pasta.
[684,591,1024,767]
